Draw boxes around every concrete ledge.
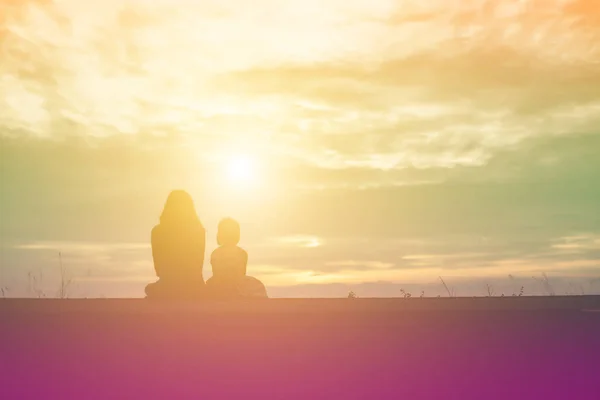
[1,296,599,399]
[1,295,600,315]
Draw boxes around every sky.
[1,0,599,298]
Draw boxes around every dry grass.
[56,252,73,299]
[2,261,598,299]
[18,252,75,299]
[439,276,456,298]
[533,272,555,296]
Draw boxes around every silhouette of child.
[206,218,268,299]
[206,218,247,297]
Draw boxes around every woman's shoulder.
[151,224,162,236]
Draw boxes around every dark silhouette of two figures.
[145,190,267,300]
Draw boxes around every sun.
[226,154,258,187]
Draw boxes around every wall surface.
[1,298,599,399]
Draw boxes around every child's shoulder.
[212,245,246,255]
[211,246,247,265]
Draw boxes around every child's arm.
[191,226,206,280]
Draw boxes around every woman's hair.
[217,217,240,246]
[159,190,201,226]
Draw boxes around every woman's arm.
[192,227,206,279]
[241,248,248,276]
[210,249,218,279]
[151,226,165,278]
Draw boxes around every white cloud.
[551,234,600,252]
[273,235,323,248]
[324,260,394,269]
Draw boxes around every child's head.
[217,217,240,246]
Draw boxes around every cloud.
[214,52,600,171]
[3,132,600,249]
[1,0,599,175]
[13,241,149,252]
[4,229,600,296]
[246,230,600,286]
[324,260,395,270]
[6,240,152,277]
[551,234,600,252]
[273,235,323,248]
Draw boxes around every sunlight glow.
[225,154,259,188]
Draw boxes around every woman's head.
[160,190,201,226]
[217,217,240,246]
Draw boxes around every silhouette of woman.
[145,190,206,299]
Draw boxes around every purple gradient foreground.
[1,298,599,400]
